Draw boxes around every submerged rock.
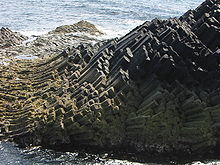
[0,27,28,48]
[0,0,220,162]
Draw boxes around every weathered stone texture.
[1,0,220,159]
[0,27,28,48]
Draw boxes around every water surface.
[0,0,204,37]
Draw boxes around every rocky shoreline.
[0,20,104,65]
[1,0,220,163]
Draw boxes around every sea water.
[1,0,203,37]
[0,141,219,165]
[1,0,219,164]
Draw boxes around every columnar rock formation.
[0,27,28,48]
[0,0,220,159]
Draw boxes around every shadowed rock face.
[0,27,28,48]
[1,0,220,160]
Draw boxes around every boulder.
[49,20,104,35]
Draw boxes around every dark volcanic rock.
[0,27,28,48]
[1,0,220,162]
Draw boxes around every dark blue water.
[0,0,203,37]
[1,0,218,164]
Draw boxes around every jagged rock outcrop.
[1,0,220,160]
[0,27,28,48]
[0,21,103,65]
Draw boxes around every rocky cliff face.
[0,0,220,161]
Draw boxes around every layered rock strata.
[0,27,28,48]
[1,0,220,159]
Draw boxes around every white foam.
[102,159,144,165]
[16,18,145,42]
[122,19,145,27]
[18,30,50,44]
[189,160,220,165]
[96,19,145,40]
[19,30,48,38]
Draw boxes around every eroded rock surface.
[49,20,104,35]
[0,27,28,48]
[0,21,103,62]
[1,0,220,161]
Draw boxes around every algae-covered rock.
[49,20,104,35]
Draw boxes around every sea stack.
[0,0,220,160]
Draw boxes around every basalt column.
[1,0,220,158]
